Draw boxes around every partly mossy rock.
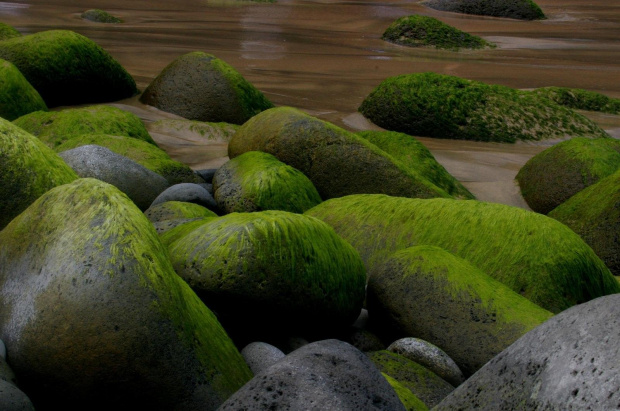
[229,106,451,200]
[145,201,217,224]
[357,130,472,199]
[140,52,273,125]
[56,134,200,185]
[213,151,322,213]
[0,30,137,107]
[0,117,77,230]
[0,59,47,121]
[423,0,545,20]
[359,72,608,143]
[0,23,20,41]
[549,169,620,277]
[532,87,620,114]
[382,373,429,411]
[13,105,155,149]
[382,15,495,51]
[81,9,123,23]
[166,210,367,341]
[367,246,553,375]
[0,178,252,409]
[305,194,619,313]
[516,137,620,214]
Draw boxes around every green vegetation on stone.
[159,218,214,248]
[0,23,21,41]
[0,58,47,120]
[359,72,608,142]
[532,87,620,114]
[382,373,429,411]
[305,194,619,313]
[382,15,495,51]
[81,9,123,23]
[423,0,545,20]
[145,201,217,223]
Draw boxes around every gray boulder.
[0,380,34,411]
[241,342,285,375]
[219,339,406,410]
[59,145,169,210]
[151,183,217,212]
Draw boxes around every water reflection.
[0,2,29,16]
[240,3,289,60]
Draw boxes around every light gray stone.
[241,342,285,374]
[0,380,34,411]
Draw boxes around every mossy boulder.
[0,59,47,121]
[423,0,545,20]
[229,106,451,200]
[0,117,77,230]
[0,23,20,41]
[359,72,608,142]
[145,201,217,234]
[166,210,367,341]
[367,350,454,408]
[140,52,273,125]
[13,105,155,149]
[532,86,620,114]
[382,373,429,411]
[549,169,620,277]
[56,134,200,185]
[0,178,252,409]
[368,246,553,375]
[357,130,472,199]
[213,151,322,213]
[382,15,495,51]
[81,9,123,23]
[516,137,620,214]
[305,194,619,313]
[0,30,137,107]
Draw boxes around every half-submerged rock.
[423,0,545,20]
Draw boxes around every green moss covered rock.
[423,0,545,20]
[305,194,619,313]
[532,87,620,114]
[166,210,367,340]
[359,73,607,143]
[229,106,451,200]
[145,201,217,234]
[140,52,273,125]
[81,9,123,23]
[382,15,495,51]
[213,151,322,213]
[0,117,77,230]
[0,23,20,41]
[56,134,200,184]
[382,373,429,411]
[0,59,47,121]
[357,130,472,199]
[0,178,251,409]
[549,169,620,277]
[516,137,620,214]
[13,105,155,149]
[0,30,137,107]
[368,246,553,375]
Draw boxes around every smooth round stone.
[241,342,285,374]
[150,183,217,212]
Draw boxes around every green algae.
[0,30,137,107]
[382,15,495,51]
[357,130,473,199]
[213,151,322,213]
[423,0,545,20]
[305,194,619,313]
[359,72,608,143]
[13,105,155,149]
[382,373,429,411]
[532,87,620,114]
[145,201,217,223]
[159,218,214,247]
[0,23,20,41]
[0,58,47,121]
[0,117,77,230]
[81,9,123,23]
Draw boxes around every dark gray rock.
[0,358,16,386]
[241,342,285,375]
[59,145,169,210]
[150,183,217,212]
[435,294,620,410]
[0,380,34,411]
[344,328,385,353]
[195,168,218,183]
[219,339,406,410]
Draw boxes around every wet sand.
[2,0,620,207]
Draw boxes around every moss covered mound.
[532,87,620,114]
[229,106,451,200]
[359,73,607,143]
[0,59,47,121]
[145,201,217,223]
[423,0,545,20]
[357,130,472,199]
[0,117,77,230]
[368,246,553,375]
[516,137,620,214]
[382,15,494,51]
[382,373,429,411]
[81,9,123,23]
[213,151,322,213]
[56,133,199,185]
[0,178,251,409]
[549,169,620,277]
[166,210,367,340]
[0,23,20,41]
[13,105,155,149]
[0,30,137,107]
[305,194,619,313]
[368,350,453,408]
[140,52,273,125]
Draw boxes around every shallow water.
[2,0,620,207]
